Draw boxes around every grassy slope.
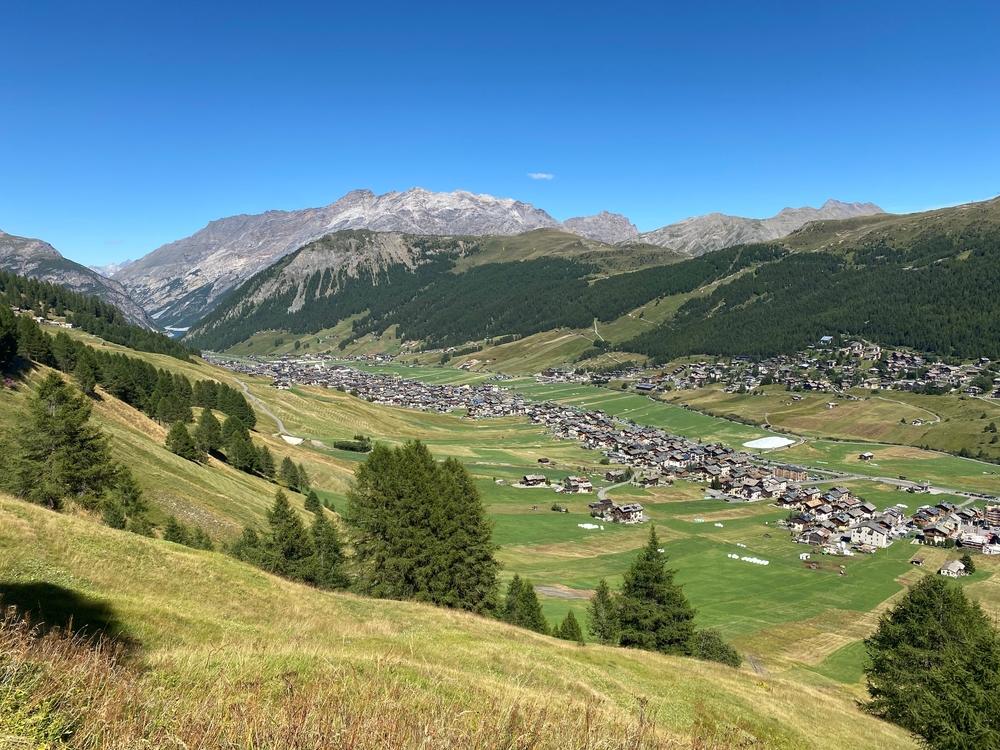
[666,385,1000,462]
[0,493,917,750]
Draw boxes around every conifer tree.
[309,512,346,589]
[0,306,17,368]
[221,414,248,444]
[346,441,499,612]
[226,432,260,473]
[101,498,127,529]
[556,610,585,644]
[257,444,276,479]
[278,456,299,488]
[616,526,696,655]
[193,409,223,454]
[73,353,99,397]
[166,421,203,462]
[189,526,214,551]
[163,516,190,545]
[297,463,311,493]
[960,552,977,574]
[304,490,322,513]
[865,575,1000,748]
[1,372,116,508]
[501,574,548,634]
[587,578,620,645]
[260,490,313,578]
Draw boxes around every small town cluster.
[212,354,1000,567]
[542,340,998,397]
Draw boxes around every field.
[0,493,919,749]
[666,384,1000,461]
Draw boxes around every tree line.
[0,269,191,359]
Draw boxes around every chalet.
[922,522,955,545]
[562,476,593,494]
[604,469,627,482]
[521,474,547,487]
[859,452,875,461]
[939,560,967,578]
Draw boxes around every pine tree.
[226,432,260,473]
[296,463,311,493]
[1,372,116,508]
[257,445,276,478]
[221,414,248,444]
[166,421,203,462]
[163,516,190,545]
[101,498,127,529]
[587,578,620,645]
[304,490,322,513]
[260,490,313,578]
[501,574,548,634]
[309,513,346,589]
[616,526,696,655]
[345,441,499,612]
[960,552,977,574]
[279,456,299,489]
[73,353,99,397]
[865,575,1000,748]
[193,409,223,454]
[0,306,17,368]
[189,526,214,551]
[556,610,585,644]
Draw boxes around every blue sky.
[2,1,999,266]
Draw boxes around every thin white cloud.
[527,172,555,181]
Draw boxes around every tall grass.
[1,610,770,750]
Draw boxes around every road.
[233,377,289,435]
[597,480,632,501]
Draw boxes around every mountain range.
[108,188,881,327]
[0,229,152,327]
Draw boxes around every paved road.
[597,480,632,501]
[233,377,289,435]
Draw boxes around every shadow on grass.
[0,581,137,650]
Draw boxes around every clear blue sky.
[2,1,998,266]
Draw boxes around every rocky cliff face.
[563,211,638,244]
[0,230,153,327]
[637,199,884,256]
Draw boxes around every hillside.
[185,233,764,352]
[624,195,1000,361]
[0,493,917,749]
[0,230,153,327]
[114,189,634,327]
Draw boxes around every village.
[210,353,1000,570]
[531,339,999,398]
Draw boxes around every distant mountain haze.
[0,229,153,327]
[115,188,882,328]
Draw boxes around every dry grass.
[0,612,770,750]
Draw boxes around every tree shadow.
[0,581,137,651]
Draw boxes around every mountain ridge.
[635,198,884,256]
[0,229,154,327]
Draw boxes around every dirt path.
[233,377,289,435]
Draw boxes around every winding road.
[233,377,289,435]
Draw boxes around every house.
[521,474,547,487]
[611,503,645,524]
[605,469,627,482]
[859,451,875,461]
[939,560,967,578]
[850,521,892,549]
[562,476,593,493]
